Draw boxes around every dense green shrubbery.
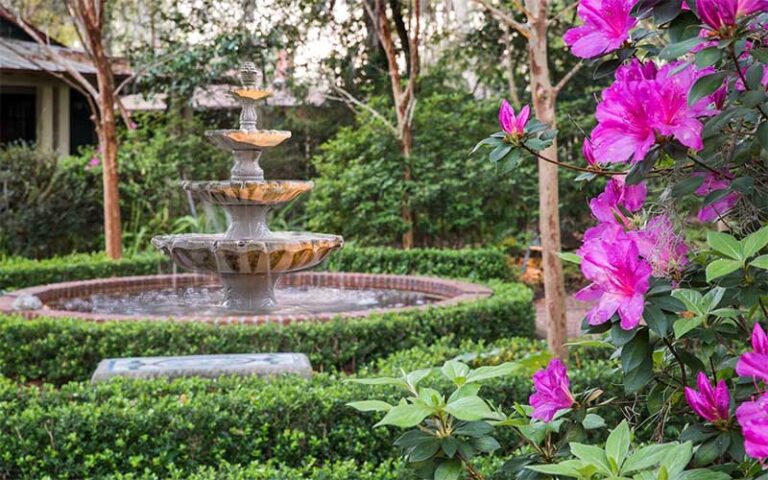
[0,145,103,258]
[0,252,171,291]
[0,281,533,384]
[0,337,618,479]
[324,246,515,280]
[0,246,513,291]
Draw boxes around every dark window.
[0,88,37,145]
[69,88,96,154]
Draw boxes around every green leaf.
[706,258,741,281]
[671,289,704,315]
[557,251,582,264]
[672,175,705,197]
[605,420,631,469]
[688,73,726,105]
[434,459,463,480]
[622,329,653,393]
[465,362,520,383]
[469,136,504,155]
[570,443,612,475]
[408,438,442,462]
[581,413,606,430]
[750,254,768,269]
[661,441,693,477]
[346,400,393,412]
[746,63,764,90]
[674,316,705,339]
[526,462,583,478]
[375,402,433,428]
[418,388,444,408]
[406,369,433,389]
[707,231,742,260]
[444,396,493,421]
[441,361,470,385]
[489,144,513,163]
[660,36,705,59]
[470,435,501,453]
[447,383,481,404]
[644,305,671,337]
[453,421,494,438]
[741,225,768,258]
[758,122,768,151]
[675,470,732,480]
[694,47,722,68]
[622,443,672,474]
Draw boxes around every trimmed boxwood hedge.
[0,246,513,291]
[0,281,534,385]
[324,246,515,280]
[0,337,620,480]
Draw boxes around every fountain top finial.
[240,62,260,89]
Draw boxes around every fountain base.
[220,273,279,311]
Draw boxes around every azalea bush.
[349,0,768,478]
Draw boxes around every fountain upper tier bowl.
[182,180,313,206]
[205,129,292,150]
[152,232,342,275]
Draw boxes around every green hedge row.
[0,252,171,291]
[324,246,515,280]
[0,282,534,384]
[0,247,513,291]
[0,338,619,479]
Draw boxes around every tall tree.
[8,1,127,258]
[474,0,583,358]
[365,0,420,249]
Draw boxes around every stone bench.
[91,353,312,382]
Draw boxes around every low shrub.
[325,246,515,280]
[0,282,534,384]
[0,252,171,291]
[0,338,619,479]
[0,246,513,291]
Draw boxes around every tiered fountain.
[0,62,494,323]
[151,63,343,312]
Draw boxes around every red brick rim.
[0,272,493,325]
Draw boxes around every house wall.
[0,72,70,155]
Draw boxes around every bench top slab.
[91,353,312,382]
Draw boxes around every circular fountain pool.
[0,273,492,324]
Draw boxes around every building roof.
[0,6,130,77]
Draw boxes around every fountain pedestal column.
[220,273,278,311]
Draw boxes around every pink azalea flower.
[498,100,530,137]
[736,392,768,461]
[630,214,689,276]
[529,359,575,422]
[575,229,652,330]
[591,61,718,164]
[589,176,647,225]
[85,156,100,170]
[693,170,741,222]
[684,372,731,423]
[736,323,768,382]
[563,0,638,58]
[696,0,767,30]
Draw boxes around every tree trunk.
[401,126,415,249]
[89,13,123,259]
[525,0,567,358]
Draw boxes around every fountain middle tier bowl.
[205,129,292,150]
[152,232,343,275]
[182,180,313,206]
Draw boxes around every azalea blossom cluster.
[520,0,768,465]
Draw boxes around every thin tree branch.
[553,61,584,94]
[10,12,99,100]
[326,86,398,135]
[472,0,530,39]
[548,0,579,26]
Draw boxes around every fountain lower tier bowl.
[182,180,313,206]
[151,232,343,275]
[0,273,493,324]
